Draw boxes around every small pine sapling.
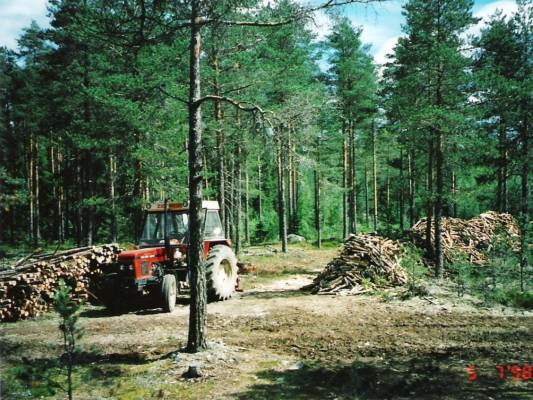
[54,280,84,400]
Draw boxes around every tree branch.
[220,83,254,96]
[176,0,384,28]
[158,86,188,104]
[195,95,275,127]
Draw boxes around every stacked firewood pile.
[306,234,408,295]
[0,244,121,322]
[410,211,521,264]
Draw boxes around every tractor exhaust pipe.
[163,199,172,265]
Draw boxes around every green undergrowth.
[1,358,216,400]
[447,230,532,309]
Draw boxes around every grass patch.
[1,358,218,400]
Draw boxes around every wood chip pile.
[306,234,408,295]
[0,244,121,322]
[410,211,521,265]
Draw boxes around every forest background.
[0,0,530,273]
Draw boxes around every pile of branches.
[0,244,121,322]
[305,234,408,295]
[411,211,521,265]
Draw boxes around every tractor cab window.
[203,210,224,239]
[140,211,189,246]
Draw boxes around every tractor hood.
[118,247,167,262]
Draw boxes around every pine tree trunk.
[342,125,348,238]
[213,54,226,234]
[365,164,369,225]
[426,139,434,256]
[350,121,358,234]
[51,146,58,240]
[372,120,378,232]
[290,127,298,234]
[228,159,234,242]
[408,150,415,227]
[451,170,457,218]
[348,120,358,234]
[187,4,207,352]
[203,151,209,191]
[245,170,250,244]
[519,106,529,292]
[497,120,508,213]
[86,153,94,246]
[235,143,242,254]
[434,130,444,279]
[109,154,117,243]
[277,131,287,253]
[32,135,41,245]
[315,134,321,248]
[28,132,34,244]
[58,150,65,242]
[287,125,294,234]
[76,154,83,247]
[257,155,262,223]
[386,159,390,228]
[399,149,405,231]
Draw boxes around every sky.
[0,0,520,64]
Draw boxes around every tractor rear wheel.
[206,245,238,301]
[161,274,177,312]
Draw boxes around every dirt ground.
[1,245,532,399]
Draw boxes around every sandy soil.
[1,246,532,399]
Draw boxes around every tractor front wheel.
[206,245,238,301]
[161,274,177,312]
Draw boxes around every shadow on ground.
[239,289,308,300]
[235,355,531,400]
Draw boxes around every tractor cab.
[138,201,225,248]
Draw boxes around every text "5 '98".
[467,364,532,381]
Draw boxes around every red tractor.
[101,200,238,313]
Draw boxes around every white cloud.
[0,0,50,49]
[374,36,399,66]
[466,0,518,38]
[308,9,333,40]
[475,0,518,21]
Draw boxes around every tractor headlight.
[119,265,124,271]
[129,265,134,271]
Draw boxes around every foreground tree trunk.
[187,3,207,352]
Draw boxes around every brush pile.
[0,244,121,322]
[306,234,408,295]
[410,211,521,264]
